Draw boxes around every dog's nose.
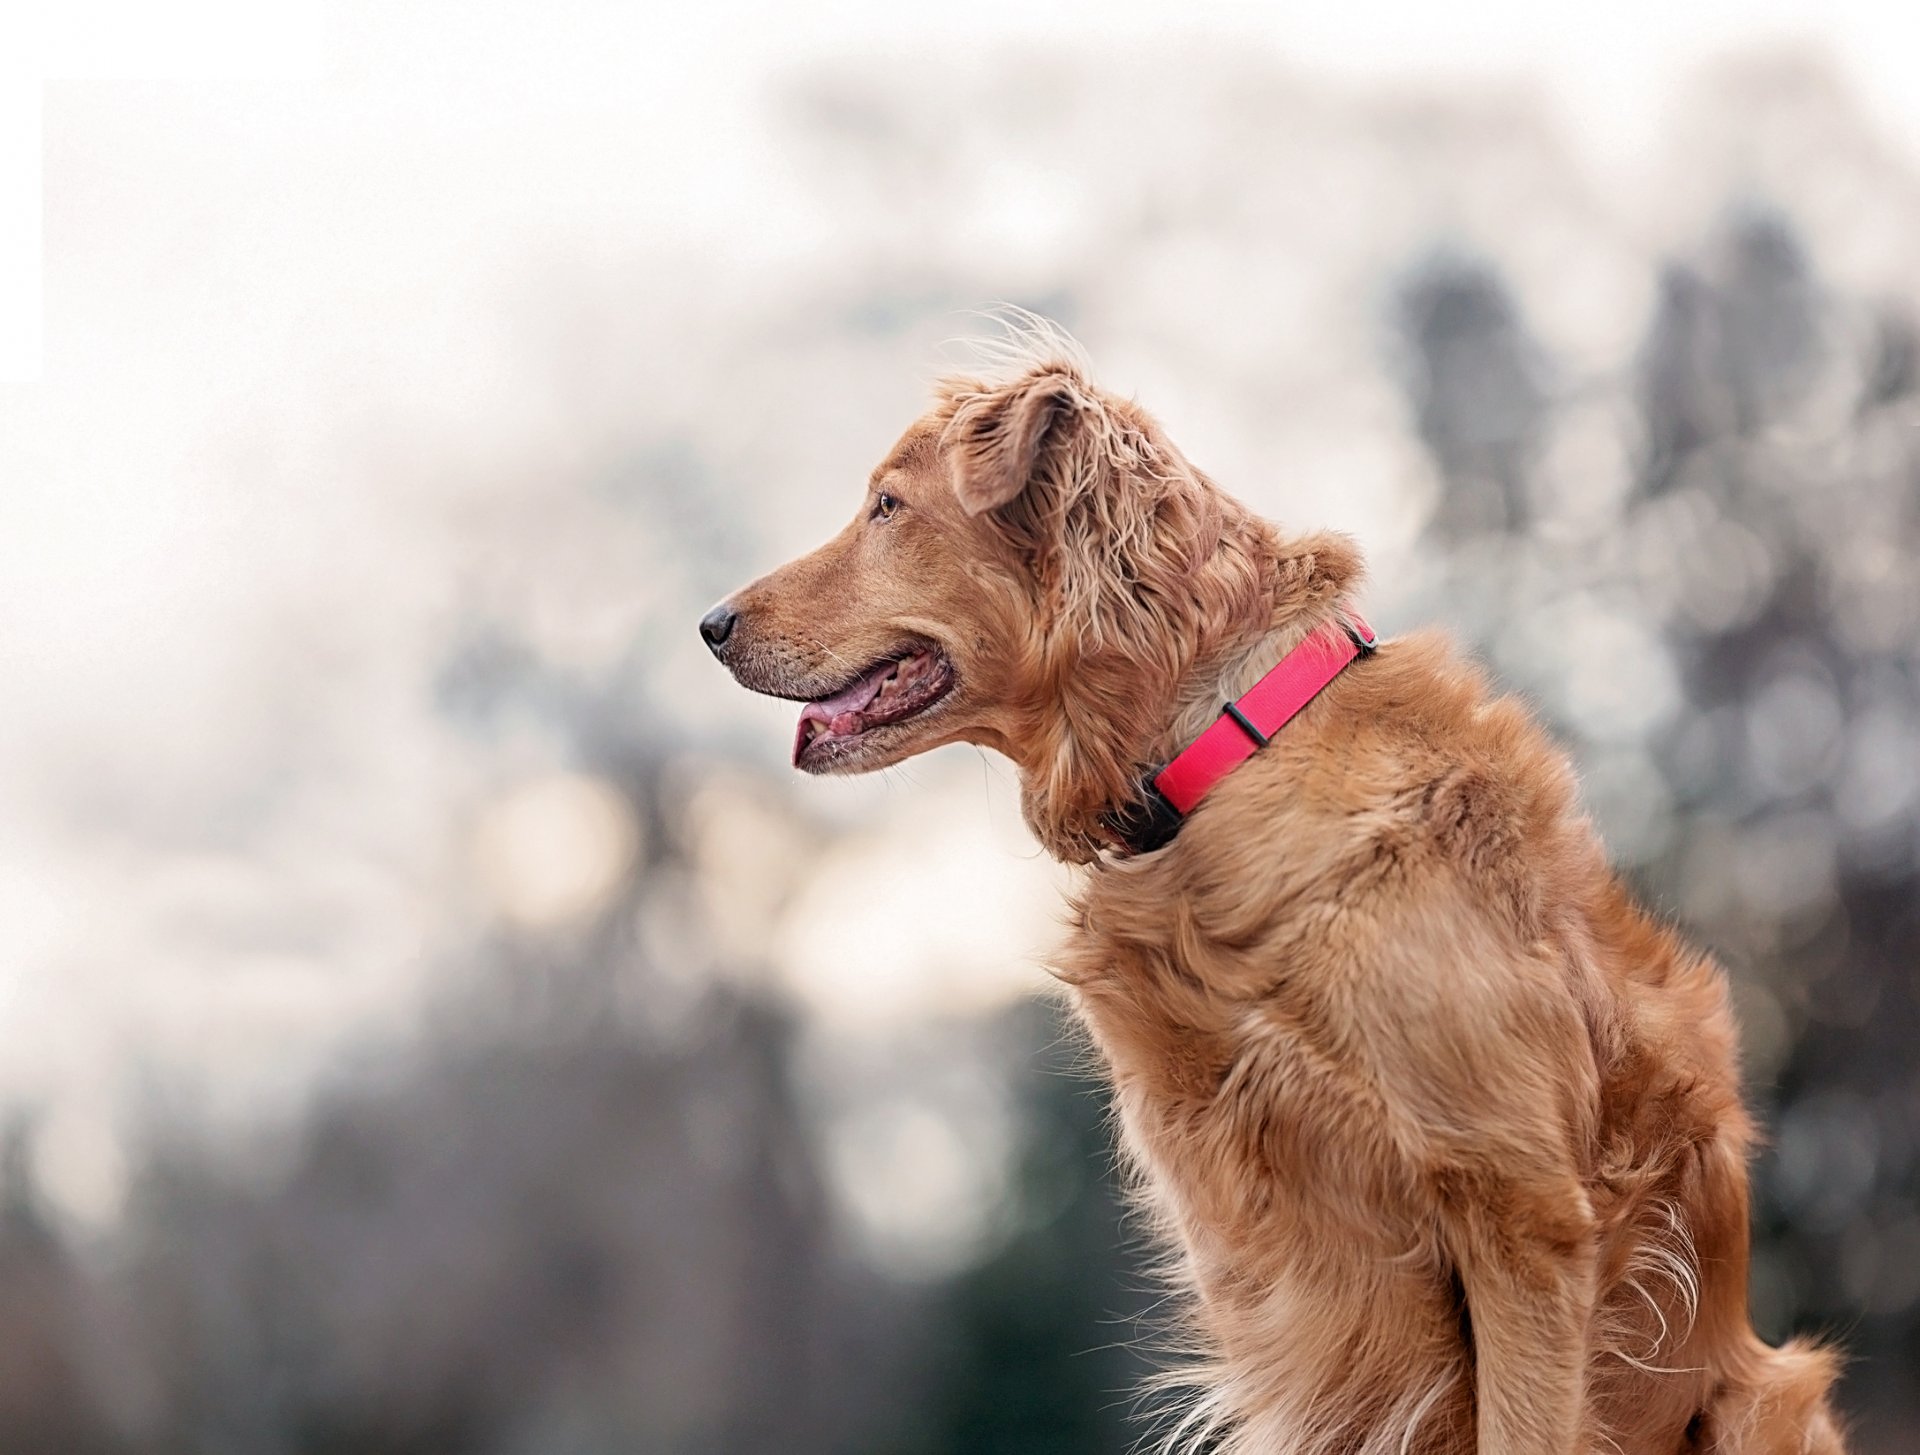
[698,602,738,654]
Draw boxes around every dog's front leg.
[1345,873,1606,1452]
[1439,1170,1597,1455]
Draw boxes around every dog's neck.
[1016,525,1366,863]
[1156,605,1342,762]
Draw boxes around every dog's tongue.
[806,672,882,731]
[793,661,891,762]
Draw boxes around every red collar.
[1104,614,1376,854]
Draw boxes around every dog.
[700,331,1847,1453]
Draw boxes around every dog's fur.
[706,332,1848,1454]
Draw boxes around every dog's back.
[1063,625,1843,1453]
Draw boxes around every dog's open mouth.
[792,647,954,768]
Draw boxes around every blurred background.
[3,2,1919,1450]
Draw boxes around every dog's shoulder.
[1165,625,1592,925]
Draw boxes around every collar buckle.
[1103,778,1185,856]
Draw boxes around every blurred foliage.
[881,1005,1151,1455]
[4,45,1919,1455]
[1396,206,1920,1440]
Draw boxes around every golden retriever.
[700,332,1847,1454]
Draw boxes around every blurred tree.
[0,1121,128,1455]
[887,1002,1153,1455]
[1397,204,1920,1449]
[1396,251,1551,536]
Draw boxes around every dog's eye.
[872,492,900,521]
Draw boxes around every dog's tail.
[1696,1335,1847,1454]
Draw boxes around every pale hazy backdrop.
[2,3,1918,1451]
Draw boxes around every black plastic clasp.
[1103,776,1185,855]
[1342,617,1378,656]
[1221,700,1269,746]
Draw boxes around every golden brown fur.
[705,337,1848,1454]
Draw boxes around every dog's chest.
[1062,862,1410,1227]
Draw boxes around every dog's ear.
[942,370,1082,516]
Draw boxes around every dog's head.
[701,351,1300,859]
